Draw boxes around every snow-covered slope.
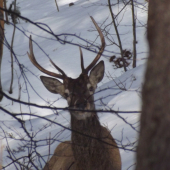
[0,0,148,169]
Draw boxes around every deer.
[27,16,121,170]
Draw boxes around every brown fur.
[28,18,121,169]
[42,62,121,170]
[43,123,121,170]
[27,17,121,170]
[43,141,76,170]
[43,113,121,170]
[71,115,121,170]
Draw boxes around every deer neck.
[70,111,110,170]
[70,111,101,137]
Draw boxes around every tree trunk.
[0,0,4,101]
[136,1,170,169]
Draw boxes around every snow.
[0,0,148,169]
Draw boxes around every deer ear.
[89,60,104,87]
[40,76,65,96]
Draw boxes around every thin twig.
[9,0,17,94]
[131,0,137,68]
[55,0,59,12]
[108,0,127,72]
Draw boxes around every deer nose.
[75,100,87,110]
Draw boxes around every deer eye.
[89,86,94,92]
[64,93,69,98]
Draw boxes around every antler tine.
[27,35,65,79]
[84,16,105,73]
[79,47,85,72]
[49,59,67,77]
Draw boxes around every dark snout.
[75,99,87,110]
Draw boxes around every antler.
[27,35,66,79]
[79,47,85,73]
[28,17,105,79]
[81,16,105,74]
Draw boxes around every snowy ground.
[0,0,148,169]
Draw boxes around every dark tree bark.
[136,1,170,170]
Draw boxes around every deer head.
[27,16,105,120]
